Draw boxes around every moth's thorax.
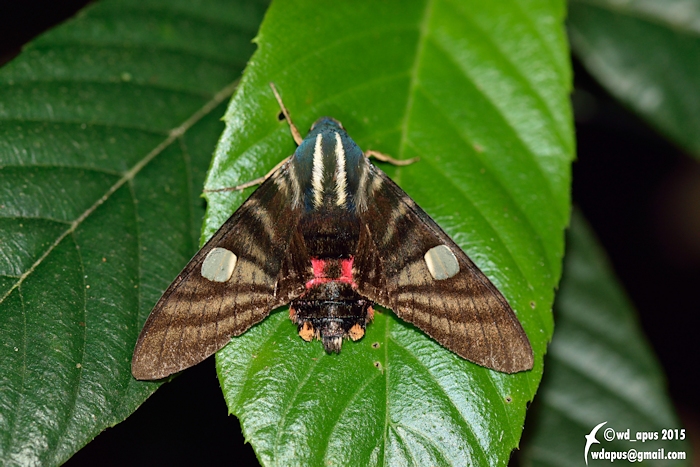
[299,209,360,259]
[291,117,371,213]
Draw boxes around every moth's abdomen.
[290,258,374,352]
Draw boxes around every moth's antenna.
[270,82,303,146]
[205,156,291,193]
[365,150,419,166]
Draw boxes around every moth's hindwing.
[354,168,534,373]
[131,164,309,380]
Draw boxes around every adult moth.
[131,84,534,380]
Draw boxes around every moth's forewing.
[132,110,534,380]
[355,168,533,373]
[131,165,308,380]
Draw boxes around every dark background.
[2,2,698,465]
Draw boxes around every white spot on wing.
[312,133,324,208]
[201,247,237,282]
[424,245,459,280]
[334,132,347,206]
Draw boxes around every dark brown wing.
[354,168,533,373]
[132,165,309,380]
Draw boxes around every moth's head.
[309,117,344,134]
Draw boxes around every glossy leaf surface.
[210,0,574,465]
[0,0,266,464]
[521,212,691,466]
[569,0,700,157]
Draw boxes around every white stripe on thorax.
[334,132,347,207]
[312,133,324,208]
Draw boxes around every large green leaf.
[0,0,266,464]
[209,1,574,465]
[569,0,700,158]
[520,212,691,466]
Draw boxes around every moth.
[131,84,534,380]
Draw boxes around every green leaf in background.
[0,0,266,464]
[569,0,700,158]
[210,0,574,465]
[520,211,692,466]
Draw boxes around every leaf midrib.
[0,80,239,307]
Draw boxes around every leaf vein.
[393,422,453,466]
[397,0,434,181]
[320,371,382,462]
[387,334,489,463]
[438,0,570,156]
[49,232,89,461]
[272,347,324,462]
[0,80,238,307]
[6,286,28,464]
[422,38,562,224]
